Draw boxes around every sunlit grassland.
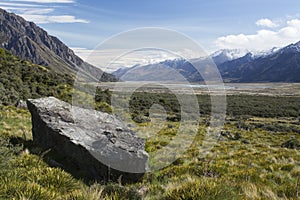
[0,106,139,200]
[0,98,299,199]
[137,116,300,199]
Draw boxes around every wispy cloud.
[7,0,74,3]
[20,14,89,24]
[215,18,300,51]
[22,8,54,15]
[0,2,42,7]
[0,7,54,15]
[0,0,89,24]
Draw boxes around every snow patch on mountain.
[251,47,281,58]
[211,49,250,60]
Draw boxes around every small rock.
[16,100,27,109]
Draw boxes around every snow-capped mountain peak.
[211,49,250,60]
[281,41,300,53]
[210,49,250,65]
[250,47,281,58]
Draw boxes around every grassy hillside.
[0,48,74,106]
[0,48,113,113]
[0,102,299,199]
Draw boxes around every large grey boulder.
[27,97,148,183]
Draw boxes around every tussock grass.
[0,102,300,199]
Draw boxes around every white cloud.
[215,19,300,51]
[25,8,54,15]
[0,2,42,7]
[0,7,54,16]
[0,0,88,24]
[8,0,74,3]
[255,18,279,28]
[23,8,54,14]
[20,14,89,23]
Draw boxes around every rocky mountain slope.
[0,8,116,81]
[112,58,202,82]
[113,42,300,83]
[219,41,300,82]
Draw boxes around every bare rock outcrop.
[27,97,148,183]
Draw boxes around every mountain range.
[0,8,116,82]
[113,42,300,82]
[1,8,300,83]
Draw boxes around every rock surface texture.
[27,97,148,183]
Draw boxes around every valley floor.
[97,82,300,96]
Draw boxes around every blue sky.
[1,0,300,70]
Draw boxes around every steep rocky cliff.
[0,8,116,81]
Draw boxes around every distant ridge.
[0,8,116,82]
[113,42,300,83]
[219,41,300,82]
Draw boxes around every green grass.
[0,106,136,200]
[139,117,300,199]
[1,47,299,199]
[0,96,300,199]
[0,48,74,106]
